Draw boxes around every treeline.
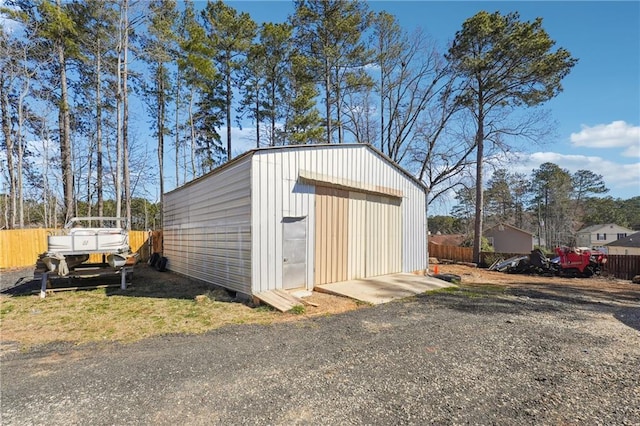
[430,163,639,248]
[0,196,160,230]
[2,0,577,255]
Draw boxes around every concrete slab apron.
[315,273,455,304]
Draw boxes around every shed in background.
[163,144,427,298]
[484,223,534,254]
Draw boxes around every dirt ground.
[3,262,639,425]
[434,263,639,306]
[437,263,633,288]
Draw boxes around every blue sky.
[220,0,640,212]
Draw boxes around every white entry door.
[282,217,307,289]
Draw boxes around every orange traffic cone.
[434,264,439,275]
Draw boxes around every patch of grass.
[0,267,364,350]
[289,304,306,315]
[426,284,506,299]
[425,286,460,295]
[0,300,15,316]
[0,287,281,350]
[465,283,508,293]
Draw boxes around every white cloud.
[570,121,640,157]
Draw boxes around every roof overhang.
[299,170,403,198]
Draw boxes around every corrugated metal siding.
[364,194,402,277]
[251,145,427,293]
[402,180,427,273]
[347,192,367,279]
[314,186,349,284]
[164,158,252,295]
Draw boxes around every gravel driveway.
[2,283,639,425]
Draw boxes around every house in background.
[484,223,534,254]
[605,232,640,255]
[428,233,465,246]
[575,223,635,249]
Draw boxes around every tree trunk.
[225,53,232,160]
[255,84,260,148]
[270,80,276,146]
[115,11,123,223]
[17,75,28,227]
[122,0,131,229]
[41,125,51,227]
[157,64,165,229]
[0,77,15,228]
[472,115,484,264]
[379,64,385,152]
[96,41,103,219]
[324,58,332,143]
[175,66,180,187]
[336,79,342,144]
[90,39,102,220]
[188,87,196,179]
[57,10,74,224]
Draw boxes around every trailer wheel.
[156,256,168,272]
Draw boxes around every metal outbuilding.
[163,144,428,299]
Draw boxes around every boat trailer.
[38,217,137,298]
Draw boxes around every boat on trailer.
[40,217,136,276]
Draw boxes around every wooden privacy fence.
[428,242,474,263]
[0,229,160,269]
[602,255,640,281]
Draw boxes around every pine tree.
[143,0,179,227]
[201,0,256,160]
[292,0,373,144]
[447,11,577,262]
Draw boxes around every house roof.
[605,232,640,248]
[165,143,427,195]
[577,223,633,233]
[429,234,465,246]
[484,223,533,237]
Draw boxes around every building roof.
[165,143,427,195]
[484,223,533,237]
[605,232,640,248]
[577,223,632,233]
[429,234,465,246]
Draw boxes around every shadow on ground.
[417,283,640,331]
[104,265,239,302]
[0,269,41,296]
[614,307,640,331]
[1,264,239,303]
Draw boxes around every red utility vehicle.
[553,246,607,277]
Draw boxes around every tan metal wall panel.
[348,192,367,279]
[362,194,402,277]
[314,186,349,285]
